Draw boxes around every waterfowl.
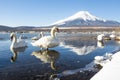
[31,26,59,49]
[97,34,105,41]
[10,32,27,49]
[110,34,116,39]
[31,32,44,40]
[110,31,116,40]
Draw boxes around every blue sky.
[0,0,119,27]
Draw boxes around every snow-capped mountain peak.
[66,11,99,21]
[50,11,120,27]
[51,11,106,25]
[73,11,100,21]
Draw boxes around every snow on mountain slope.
[50,11,120,27]
[51,11,106,25]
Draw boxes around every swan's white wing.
[47,38,59,48]
[31,36,59,48]
[31,36,52,47]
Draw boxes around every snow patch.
[94,53,113,66]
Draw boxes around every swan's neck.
[51,30,56,37]
[11,35,17,48]
[40,32,44,37]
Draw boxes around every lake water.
[0,32,120,80]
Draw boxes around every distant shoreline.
[0,27,120,32]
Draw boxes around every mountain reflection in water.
[60,42,96,55]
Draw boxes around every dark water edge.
[0,70,96,80]
[0,69,98,80]
[0,64,102,80]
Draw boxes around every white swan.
[110,31,116,40]
[10,46,27,62]
[110,34,116,39]
[31,50,60,70]
[97,34,105,41]
[31,26,59,49]
[31,32,44,40]
[10,32,27,49]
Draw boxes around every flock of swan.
[10,26,60,50]
[97,32,120,48]
[97,33,120,42]
[9,26,60,70]
[9,26,120,70]
[10,25,120,51]
[10,26,120,51]
[8,25,120,73]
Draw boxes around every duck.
[31,26,59,50]
[31,32,44,40]
[10,32,27,49]
[31,49,60,70]
[10,46,27,62]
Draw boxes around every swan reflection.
[97,41,104,48]
[10,47,27,62]
[31,50,60,70]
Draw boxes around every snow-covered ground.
[53,50,120,80]
[91,51,120,80]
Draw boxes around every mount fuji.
[50,11,120,27]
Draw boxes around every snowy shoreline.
[91,51,120,80]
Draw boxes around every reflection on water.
[31,49,60,70]
[60,42,96,55]
[10,46,27,62]
[0,33,120,80]
[97,41,104,48]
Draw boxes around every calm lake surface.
[0,32,120,80]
